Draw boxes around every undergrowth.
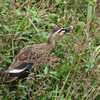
[0,0,100,100]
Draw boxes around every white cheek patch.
[6,67,26,74]
[59,31,65,36]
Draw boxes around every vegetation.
[0,0,100,99]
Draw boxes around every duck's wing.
[0,62,33,83]
[6,62,33,74]
[9,45,33,70]
[8,43,49,70]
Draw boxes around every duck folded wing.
[7,62,33,73]
[0,62,33,83]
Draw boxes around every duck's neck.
[47,34,57,48]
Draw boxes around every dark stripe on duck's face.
[54,26,73,34]
[59,26,73,33]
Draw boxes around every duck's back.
[8,43,52,70]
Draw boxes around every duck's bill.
[64,26,73,33]
[58,26,73,36]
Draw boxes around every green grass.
[0,0,100,100]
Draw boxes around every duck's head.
[48,26,73,45]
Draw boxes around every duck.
[0,26,73,83]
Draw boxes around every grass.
[0,0,100,100]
